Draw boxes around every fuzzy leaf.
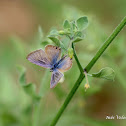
[38,26,43,39]
[24,83,41,102]
[17,65,40,101]
[23,83,37,97]
[91,67,115,81]
[35,26,44,45]
[73,31,84,43]
[48,36,60,46]
[73,37,83,43]
[76,16,88,31]
[49,29,59,36]
[17,65,26,86]
[63,20,71,29]
[72,22,77,31]
[74,31,83,37]
[41,40,49,47]
[60,42,67,55]
[23,83,36,95]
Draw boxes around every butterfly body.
[27,45,72,88]
[50,55,67,71]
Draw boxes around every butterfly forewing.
[45,45,61,65]
[27,49,51,68]
[50,70,63,88]
[57,57,72,72]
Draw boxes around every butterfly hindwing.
[27,49,51,68]
[50,70,63,88]
[57,56,72,72]
[45,45,61,65]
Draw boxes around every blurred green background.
[0,0,126,126]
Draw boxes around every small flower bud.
[84,71,90,91]
[68,48,73,59]
[58,30,66,35]
[84,83,90,91]
[59,30,70,35]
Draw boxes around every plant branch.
[50,16,126,126]
[85,16,126,72]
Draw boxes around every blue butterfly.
[27,45,72,88]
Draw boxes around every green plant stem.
[50,16,126,126]
[72,43,84,73]
[85,16,126,72]
[50,74,84,126]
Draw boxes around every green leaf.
[60,36,69,51]
[48,36,60,46]
[60,42,67,54]
[49,29,59,36]
[73,31,84,43]
[23,83,36,96]
[73,37,83,43]
[17,65,41,101]
[91,67,115,81]
[17,65,26,86]
[38,26,43,40]
[72,21,77,32]
[63,20,71,29]
[41,40,49,47]
[76,16,88,31]
[35,26,44,44]
[74,31,83,37]
[24,83,41,102]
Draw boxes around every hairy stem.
[50,16,126,126]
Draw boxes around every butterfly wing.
[27,49,51,68]
[50,70,63,88]
[45,45,61,65]
[57,56,72,72]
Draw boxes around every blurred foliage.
[0,0,126,126]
